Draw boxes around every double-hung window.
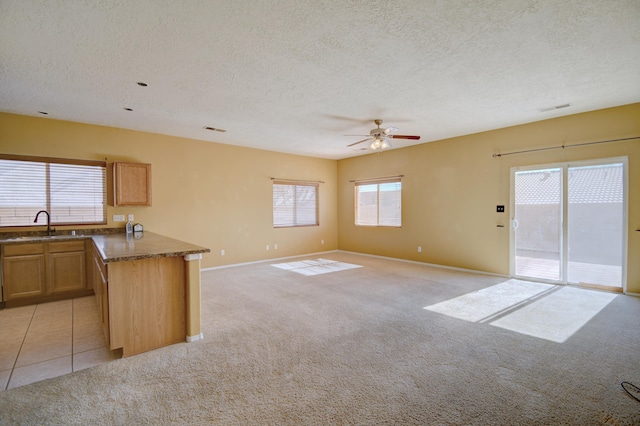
[354,177,402,227]
[273,180,318,227]
[0,154,107,227]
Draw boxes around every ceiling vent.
[539,103,572,112]
[204,126,227,132]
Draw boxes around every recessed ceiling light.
[37,111,48,115]
[203,126,227,132]
[124,107,133,111]
[137,82,148,87]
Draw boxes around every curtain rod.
[492,136,639,158]
[270,177,324,184]
[349,174,404,183]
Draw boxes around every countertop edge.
[99,248,211,263]
[1,232,210,263]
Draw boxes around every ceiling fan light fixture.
[369,137,391,150]
[346,119,420,151]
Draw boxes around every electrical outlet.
[418,246,422,253]
[274,244,278,250]
[220,249,225,256]
[113,215,125,222]
[266,245,269,251]
[128,214,134,221]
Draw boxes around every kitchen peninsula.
[1,231,209,357]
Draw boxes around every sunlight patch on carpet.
[271,258,362,276]
[490,286,617,343]
[423,280,617,343]
[424,280,553,322]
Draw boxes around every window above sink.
[0,154,107,228]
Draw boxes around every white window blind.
[0,155,107,227]
[273,181,319,227]
[355,178,402,227]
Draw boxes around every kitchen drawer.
[94,254,108,282]
[3,243,45,256]
[49,240,86,253]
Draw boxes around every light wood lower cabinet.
[92,245,110,345]
[2,240,91,307]
[4,239,188,357]
[91,247,186,357]
[2,244,46,301]
[49,241,86,293]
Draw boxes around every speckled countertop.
[0,231,210,263]
[92,231,209,263]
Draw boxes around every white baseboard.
[200,249,506,278]
[336,250,510,278]
[187,333,204,342]
[199,250,638,296]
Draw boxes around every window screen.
[0,155,107,227]
[273,181,318,227]
[355,178,402,227]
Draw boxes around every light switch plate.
[113,214,125,222]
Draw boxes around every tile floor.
[0,296,118,391]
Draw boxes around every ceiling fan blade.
[388,135,421,140]
[347,137,373,147]
[383,126,399,135]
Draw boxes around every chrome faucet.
[34,210,53,236]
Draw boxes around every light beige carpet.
[1,252,639,425]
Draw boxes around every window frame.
[0,154,107,228]
[354,177,402,227]
[272,180,319,228]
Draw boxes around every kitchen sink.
[1,235,86,243]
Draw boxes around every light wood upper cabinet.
[113,162,152,206]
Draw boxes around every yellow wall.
[0,113,338,268]
[337,103,640,293]
[2,104,639,292]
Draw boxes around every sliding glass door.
[511,158,626,290]
[566,163,624,287]
[513,168,563,281]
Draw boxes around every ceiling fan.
[346,119,420,151]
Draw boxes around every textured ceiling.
[1,1,639,160]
